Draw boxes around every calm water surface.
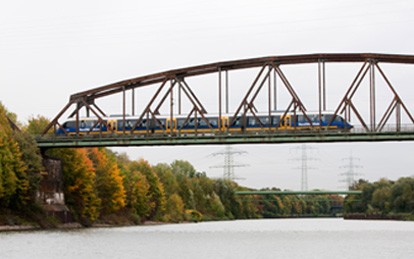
[1,218,414,258]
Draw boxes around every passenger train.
[56,112,352,135]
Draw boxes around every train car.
[112,116,167,134]
[56,112,352,135]
[171,114,227,134]
[56,116,168,135]
[228,112,352,132]
[56,117,106,135]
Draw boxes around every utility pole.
[210,145,249,180]
[291,144,317,191]
[339,151,362,190]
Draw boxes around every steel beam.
[37,131,414,149]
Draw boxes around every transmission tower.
[339,151,362,190]
[291,144,318,191]
[210,145,249,180]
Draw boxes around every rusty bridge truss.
[37,53,414,148]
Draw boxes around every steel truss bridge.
[38,53,414,148]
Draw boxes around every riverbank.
[344,213,414,221]
[0,221,176,233]
[0,220,171,232]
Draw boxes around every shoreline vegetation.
[1,103,413,232]
[2,213,413,233]
[0,220,168,232]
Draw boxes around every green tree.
[391,177,414,213]
[371,178,392,214]
[163,193,185,222]
[153,163,179,197]
[25,115,52,135]
[129,159,166,220]
[171,160,196,178]
[123,168,151,220]
[344,179,371,213]
[11,130,43,209]
[214,179,241,219]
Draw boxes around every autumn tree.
[87,148,126,215]
[48,148,100,226]
[0,103,29,209]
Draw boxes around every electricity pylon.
[291,144,318,191]
[340,151,362,190]
[210,145,249,180]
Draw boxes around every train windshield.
[323,114,344,123]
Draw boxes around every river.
[1,218,414,258]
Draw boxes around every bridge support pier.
[38,155,71,223]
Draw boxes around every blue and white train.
[56,112,352,135]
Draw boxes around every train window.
[199,119,208,127]
[272,116,280,126]
[130,120,138,128]
[65,121,76,129]
[231,117,241,126]
[248,117,259,126]
[209,119,217,127]
[335,116,343,122]
[258,116,270,126]
[324,115,333,123]
[323,115,342,123]
[177,119,185,128]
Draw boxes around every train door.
[280,115,291,129]
[166,118,176,133]
[221,117,229,132]
[107,119,117,133]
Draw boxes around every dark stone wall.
[39,157,71,222]
[39,157,65,205]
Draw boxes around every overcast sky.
[1,0,414,190]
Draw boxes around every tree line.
[344,177,414,220]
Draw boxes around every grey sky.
[1,0,414,190]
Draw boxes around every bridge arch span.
[39,53,414,148]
